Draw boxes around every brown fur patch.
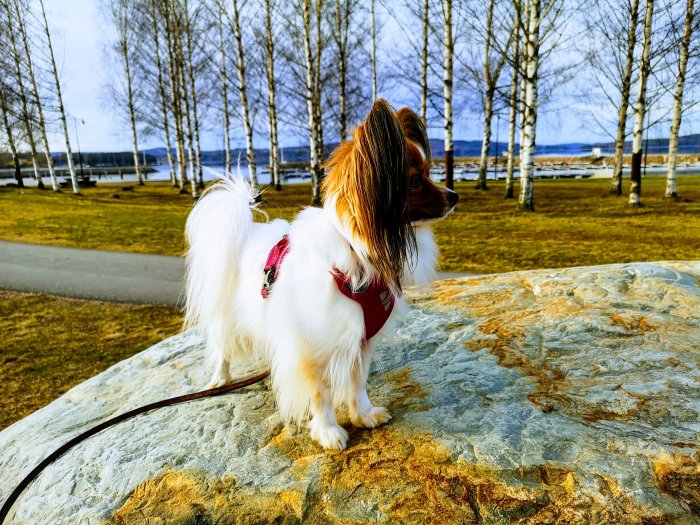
[322,99,415,292]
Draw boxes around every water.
[3,162,700,188]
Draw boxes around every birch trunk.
[421,0,429,123]
[314,0,324,169]
[5,2,43,189]
[518,0,539,212]
[371,0,377,101]
[505,6,520,200]
[38,0,79,194]
[119,23,143,186]
[174,8,198,198]
[0,85,23,188]
[265,0,281,190]
[302,0,322,205]
[14,0,58,191]
[231,0,257,187]
[335,0,349,141]
[443,0,454,190]
[629,0,653,207]
[219,2,232,176]
[150,0,176,186]
[165,0,190,194]
[476,0,496,191]
[665,0,694,199]
[610,0,640,196]
[162,0,187,192]
[184,0,203,189]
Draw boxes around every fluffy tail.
[184,176,259,330]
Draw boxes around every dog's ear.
[323,99,415,293]
[397,107,431,165]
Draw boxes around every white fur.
[184,176,439,450]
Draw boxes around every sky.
[45,0,621,154]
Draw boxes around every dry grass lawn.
[0,291,182,430]
[1,177,699,273]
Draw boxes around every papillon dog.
[184,99,458,450]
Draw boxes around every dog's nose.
[446,188,459,209]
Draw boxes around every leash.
[0,369,271,525]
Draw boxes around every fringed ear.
[397,107,431,166]
[323,99,415,293]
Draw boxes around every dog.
[184,99,457,450]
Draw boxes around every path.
[0,241,467,306]
[0,241,184,306]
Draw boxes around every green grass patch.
[0,291,183,430]
[1,177,699,273]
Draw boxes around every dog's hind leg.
[348,352,391,429]
[205,318,233,388]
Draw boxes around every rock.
[1,262,700,524]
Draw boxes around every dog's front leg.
[304,361,348,451]
[348,357,391,429]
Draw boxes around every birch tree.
[504,0,521,199]
[231,0,257,187]
[3,0,44,189]
[162,0,189,193]
[443,0,454,190]
[173,2,198,198]
[475,0,514,191]
[371,0,377,100]
[302,0,324,204]
[665,0,695,199]
[148,0,177,186]
[0,78,23,188]
[518,0,544,212]
[585,0,641,196]
[265,0,281,189]
[109,0,143,185]
[333,0,350,141]
[217,0,232,175]
[183,0,204,189]
[38,0,79,194]
[628,0,653,207]
[13,0,58,191]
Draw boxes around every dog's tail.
[184,176,259,330]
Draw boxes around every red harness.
[261,235,395,340]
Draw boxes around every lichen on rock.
[1,262,700,524]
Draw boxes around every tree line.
[1,0,698,210]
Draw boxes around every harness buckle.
[261,266,276,298]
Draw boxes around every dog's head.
[323,99,458,293]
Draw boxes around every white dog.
[184,99,458,450]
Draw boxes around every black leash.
[0,370,271,524]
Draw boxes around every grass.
[1,176,699,428]
[1,177,699,273]
[0,291,183,430]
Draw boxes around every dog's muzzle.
[446,188,459,211]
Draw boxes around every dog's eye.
[409,173,422,189]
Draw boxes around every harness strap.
[261,235,291,298]
[331,269,395,340]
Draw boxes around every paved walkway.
[0,241,185,306]
[0,240,468,306]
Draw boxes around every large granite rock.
[1,262,700,524]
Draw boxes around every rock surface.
[2,262,700,524]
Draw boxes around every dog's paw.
[350,406,392,429]
[207,371,232,389]
[309,419,349,451]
